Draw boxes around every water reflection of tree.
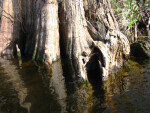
[0,58,67,113]
[0,57,108,113]
[61,57,106,113]
[0,58,31,113]
[17,61,62,113]
[106,68,129,95]
[42,60,67,113]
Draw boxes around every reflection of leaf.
[135,7,138,11]
[125,4,129,8]
[145,3,148,7]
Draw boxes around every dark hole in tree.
[86,53,104,97]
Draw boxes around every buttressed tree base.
[0,0,130,80]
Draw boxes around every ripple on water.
[104,59,150,113]
[0,58,150,113]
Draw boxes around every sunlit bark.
[0,0,130,80]
[0,0,20,59]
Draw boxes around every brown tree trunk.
[0,0,20,59]
[0,0,130,80]
[59,0,94,79]
[33,0,60,65]
[20,0,60,65]
[59,0,130,80]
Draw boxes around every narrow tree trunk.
[0,0,20,59]
[134,23,137,42]
[148,18,150,39]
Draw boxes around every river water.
[0,57,150,113]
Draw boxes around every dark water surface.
[0,58,150,113]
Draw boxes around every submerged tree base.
[0,0,130,81]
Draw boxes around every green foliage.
[124,0,140,28]
[145,0,149,10]
[111,0,149,28]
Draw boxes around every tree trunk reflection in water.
[0,58,31,112]
[0,58,66,113]
[41,60,67,113]
[0,57,107,113]
[4,58,150,113]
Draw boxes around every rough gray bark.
[85,0,130,74]
[59,0,130,80]
[59,0,94,79]
[0,0,130,81]
[21,0,60,65]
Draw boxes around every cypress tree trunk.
[0,0,20,59]
[0,0,130,80]
[20,0,60,65]
[59,0,94,79]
